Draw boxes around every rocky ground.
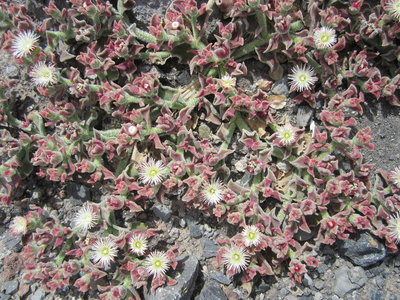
[1,0,400,299]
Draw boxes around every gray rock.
[333,266,358,297]
[66,183,90,201]
[179,218,186,228]
[188,222,202,239]
[0,294,10,300]
[348,266,367,288]
[296,105,314,127]
[152,204,172,222]
[177,71,191,86]
[339,233,386,267]
[254,281,269,294]
[4,281,18,295]
[271,78,289,96]
[201,238,219,259]
[195,281,227,300]
[303,273,314,287]
[370,290,383,300]
[31,288,46,300]
[210,272,231,285]
[4,66,18,78]
[144,256,199,300]
[2,231,22,252]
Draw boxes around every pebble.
[179,218,186,228]
[4,281,18,295]
[195,281,227,300]
[201,238,219,259]
[152,204,172,222]
[210,271,231,285]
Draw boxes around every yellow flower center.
[102,248,109,256]
[154,259,162,268]
[299,74,307,82]
[320,33,330,43]
[232,253,241,262]
[148,168,159,177]
[283,131,292,140]
[208,187,216,195]
[248,232,256,240]
[134,241,142,249]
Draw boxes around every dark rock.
[210,272,231,285]
[296,105,314,127]
[132,0,173,29]
[4,281,18,295]
[31,288,46,300]
[201,238,219,259]
[339,233,386,267]
[254,281,269,294]
[66,183,90,201]
[188,222,202,239]
[271,77,289,96]
[144,256,199,300]
[333,266,358,297]
[152,204,172,222]
[195,281,227,300]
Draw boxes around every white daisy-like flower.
[138,158,167,186]
[72,205,98,232]
[202,179,225,205]
[242,225,262,247]
[91,237,119,268]
[218,75,237,90]
[313,27,337,49]
[145,251,170,277]
[11,30,39,58]
[386,0,400,20]
[10,216,28,235]
[129,233,148,256]
[390,167,400,188]
[288,65,318,92]
[29,62,59,87]
[276,124,297,146]
[387,213,400,244]
[222,246,249,273]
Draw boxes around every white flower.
[242,225,261,247]
[288,65,318,92]
[11,30,39,58]
[91,237,118,268]
[218,75,237,90]
[29,62,58,87]
[145,251,170,277]
[276,124,297,146]
[387,213,400,244]
[129,234,148,256]
[386,0,400,20]
[72,205,98,232]
[202,179,225,205]
[10,216,28,235]
[390,167,400,188]
[313,27,337,49]
[222,246,249,273]
[138,158,167,186]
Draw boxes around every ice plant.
[29,62,58,87]
[202,179,225,205]
[242,225,261,247]
[276,124,297,146]
[313,27,337,49]
[129,234,148,256]
[145,251,170,277]
[386,0,400,20]
[71,205,98,232]
[218,75,237,90]
[91,238,118,268]
[10,216,28,235]
[138,158,167,185]
[387,213,400,244]
[390,167,400,187]
[11,30,39,58]
[288,65,318,92]
[222,246,249,273]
